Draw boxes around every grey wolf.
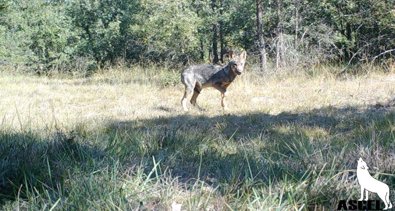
[180,50,247,111]
[357,158,392,210]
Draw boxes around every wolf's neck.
[357,169,371,177]
[224,64,237,81]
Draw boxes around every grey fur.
[181,51,247,111]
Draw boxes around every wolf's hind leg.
[190,83,201,107]
[377,190,391,210]
[181,73,195,111]
[181,85,193,111]
[378,191,389,210]
[384,188,392,209]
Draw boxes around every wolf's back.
[182,64,221,84]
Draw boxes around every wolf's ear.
[240,50,247,60]
[228,50,234,59]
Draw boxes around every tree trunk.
[276,0,285,69]
[345,22,352,62]
[294,0,300,48]
[256,0,267,71]
[200,38,205,61]
[212,24,219,64]
[219,0,225,63]
[211,0,219,64]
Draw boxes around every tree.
[275,0,285,69]
[256,0,267,71]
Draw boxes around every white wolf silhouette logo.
[357,158,392,210]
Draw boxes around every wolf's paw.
[221,105,229,111]
[195,105,204,111]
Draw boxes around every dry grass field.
[1,65,395,210]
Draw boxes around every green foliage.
[68,0,139,65]
[137,0,202,64]
[1,0,77,71]
[0,0,394,72]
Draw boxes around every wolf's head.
[358,157,369,170]
[228,50,247,75]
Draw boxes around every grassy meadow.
[1,65,395,210]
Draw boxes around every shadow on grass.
[1,100,395,209]
[0,131,105,205]
[105,102,395,204]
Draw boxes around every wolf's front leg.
[358,187,364,201]
[364,190,369,201]
[221,92,228,110]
